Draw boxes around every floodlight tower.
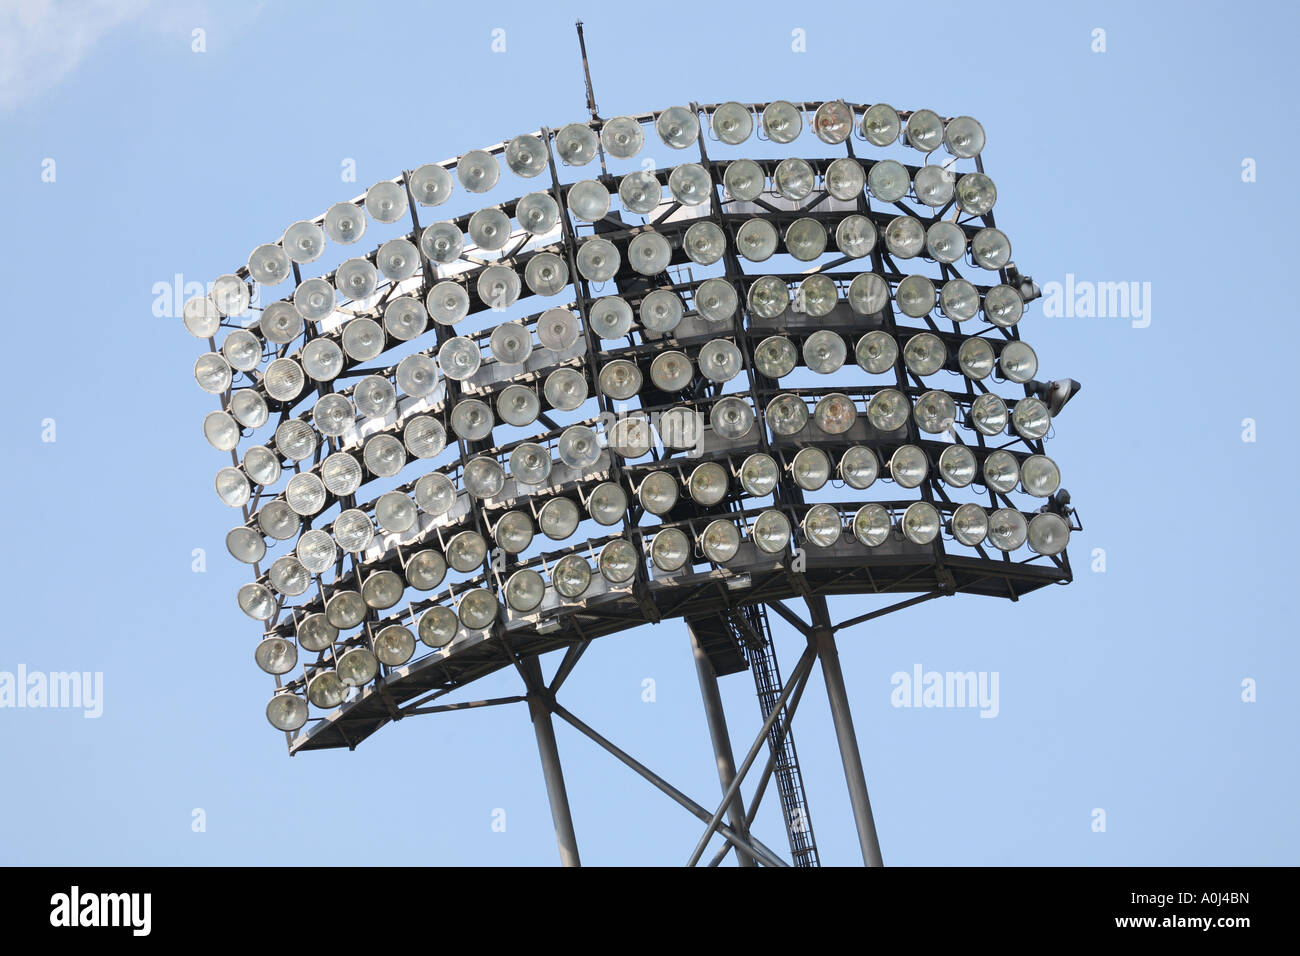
[180,23,1080,867]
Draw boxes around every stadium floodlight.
[176,21,1081,870]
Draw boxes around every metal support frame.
[682,598,885,868]
[708,632,816,867]
[378,590,904,867]
[687,623,757,867]
[736,604,820,866]
[522,656,581,867]
[551,701,790,868]
[812,621,884,867]
[685,644,817,866]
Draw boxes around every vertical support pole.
[814,626,884,867]
[523,655,581,867]
[688,623,757,867]
[574,20,599,122]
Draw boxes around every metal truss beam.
[548,639,590,695]
[832,590,950,633]
[550,702,790,868]
[404,695,525,716]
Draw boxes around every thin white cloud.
[0,0,155,111]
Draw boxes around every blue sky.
[0,0,1295,866]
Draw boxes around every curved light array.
[180,100,1077,748]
